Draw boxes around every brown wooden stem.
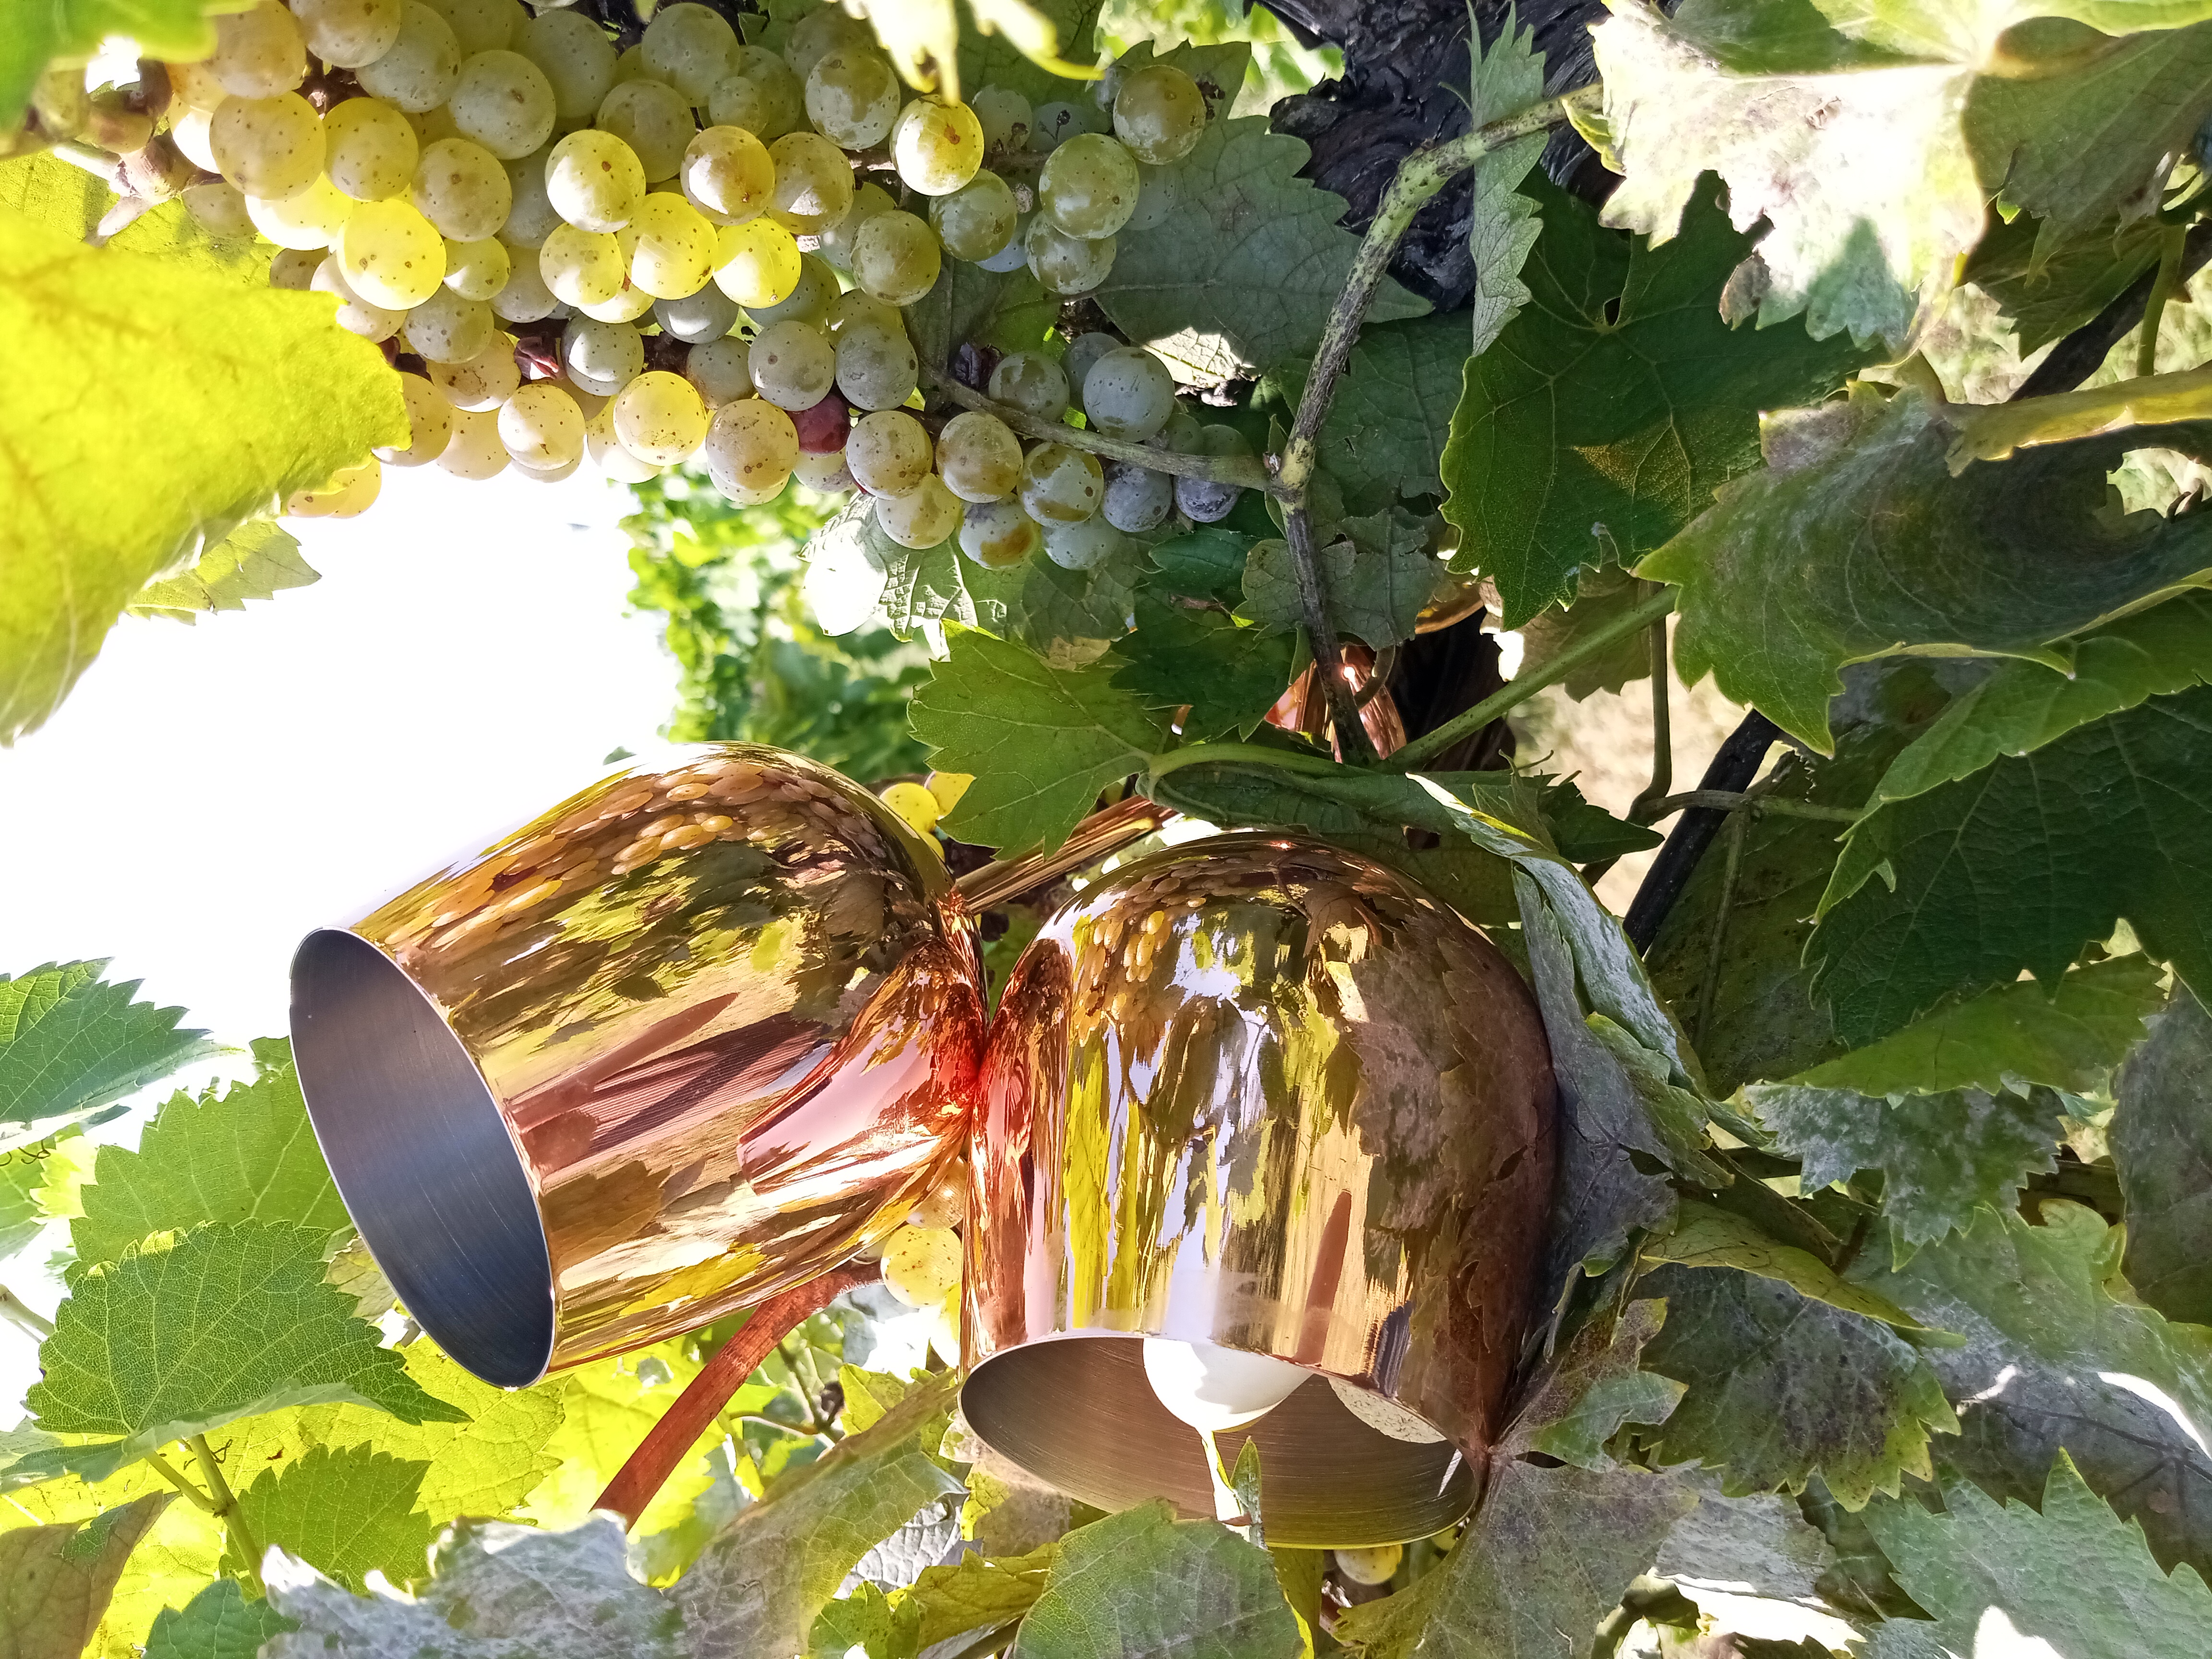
[595,1264,874,1527]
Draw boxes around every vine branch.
[143,1450,216,1513]
[1638,789,1862,825]
[1393,586,1676,771]
[921,367,1274,493]
[0,1284,54,1341]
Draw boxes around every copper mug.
[961,832,1556,1547]
[289,744,986,1387]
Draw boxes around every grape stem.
[1145,740,1346,786]
[189,1432,265,1595]
[1391,582,1673,771]
[919,365,1275,492]
[1639,789,1862,826]
[1274,84,1591,769]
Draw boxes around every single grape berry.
[1025,217,1115,295]
[929,170,1018,263]
[847,409,934,497]
[1112,63,1207,165]
[1082,346,1176,440]
[959,497,1044,568]
[1019,443,1104,523]
[890,97,984,196]
[877,474,962,549]
[936,410,1022,502]
[988,351,1068,421]
[613,369,710,464]
[791,389,853,453]
[1044,515,1126,571]
[851,210,941,307]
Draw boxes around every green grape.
[560,315,644,395]
[805,47,899,148]
[1082,345,1175,440]
[293,0,402,71]
[936,410,1022,502]
[187,180,256,238]
[928,169,1016,262]
[613,369,709,462]
[325,96,417,201]
[313,253,405,340]
[711,216,801,306]
[816,180,893,273]
[406,100,462,146]
[833,321,917,411]
[641,2,737,105]
[1024,217,1114,295]
[767,131,855,235]
[546,128,644,231]
[682,124,773,224]
[268,244,322,289]
[497,379,585,469]
[411,136,510,240]
[597,79,695,181]
[168,57,228,113]
[357,1,462,112]
[1019,442,1104,522]
[499,141,561,246]
[627,192,714,297]
[959,497,1043,567]
[716,47,805,140]
[540,220,625,305]
[516,9,616,121]
[1125,162,1174,232]
[878,474,963,550]
[437,403,508,478]
[879,1223,962,1308]
[1176,424,1250,522]
[975,214,1031,272]
[687,336,753,405]
[1152,401,1204,452]
[1102,459,1172,532]
[703,396,799,499]
[828,288,902,337]
[1028,98,1102,151]
[1044,514,1127,571]
[747,318,837,410]
[987,350,1067,421]
[428,330,519,408]
[338,195,446,306]
[971,84,1031,150]
[784,5,872,79]
[209,93,324,201]
[576,278,654,323]
[246,175,354,249]
[613,43,649,83]
[1112,63,1206,165]
[443,235,510,300]
[375,370,455,466]
[1333,1546,1403,1588]
[421,0,518,54]
[286,455,382,518]
[403,285,495,362]
[585,399,660,481]
[1039,132,1138,239]
[891,98,984,196]
[656,282,740,343]
[846,409,933,496]
[793,447,855,493]
[446,49,554,158]
[210,2,305,99]
[851,209,940,306]
[745,251,838,326]
[489,255,559,320]
[1062,330,1117,410]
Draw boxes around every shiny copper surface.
[962,833,1555,1546]
[290,745,983,1385]
[952,796,1177,914]
[1265,645,1407,760]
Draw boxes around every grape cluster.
[166,0,1241,562]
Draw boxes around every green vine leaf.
[1465,10,1549,358]
[1642,390,2212,752]
[1092,115,1428,379]
[1964,210,2166,355]
[0,3,234,127]
[1862,1452,2212,1659]
[1513,1298,1686,1469]
[1442,173,1870,626]
[1813,684,2212,1044]
[1641,1200,1944,1333]
[1859,590,2212,815]
[1782,955,2168,1100]
[1636,1259,1959,1508]
[1236,510,1436,649]
[144,1578,298,1659]
[1111,595,1298,739]
[1268,314,1473,513]
[24,1221,465,1487]
[954,0,1102,107]
[0,207,407,745]
[1012,1501,1300,1659]
[222,1445,435,1595]
[1855,1201,2212,1580]
[1143,529,1254,607]
[0,961,218,1154]
[910,626,1172,856]
[125,518,320,625]
[2114,989,2212,1327]
[0,1491,172,1659]
[71,1037,350,1273]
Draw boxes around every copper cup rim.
[290,926,557,1388]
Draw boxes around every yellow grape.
[711,217,801,307]
[880,1223,962,1309]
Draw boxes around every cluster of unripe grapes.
[164,0,1242,562]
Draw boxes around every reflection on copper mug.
[289,745,985,1386]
